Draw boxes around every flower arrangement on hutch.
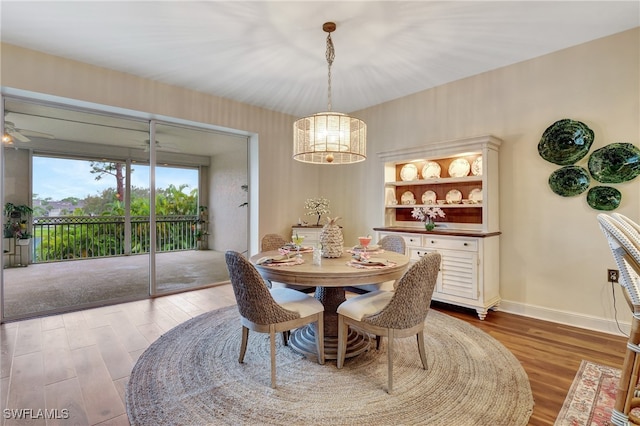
[411,206,445,231]
[304,197,330,226]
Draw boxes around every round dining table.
[249,248,410,360]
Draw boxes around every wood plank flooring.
[0,284,627,425]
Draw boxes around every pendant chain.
[326,33,335,112]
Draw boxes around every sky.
[33,157,198,200]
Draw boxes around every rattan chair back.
[225,251,299,325]
[378,235,406,255]
[364,252,441,330]
[261,234,288,252]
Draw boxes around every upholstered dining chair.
[224,251,325,388]
[336,252,441,393]
[597,214,640,425]
[378,234,406,255]
[261,233,289,252]
[349,234,407,294]
[260,234,288,289]
[260,233,315,293]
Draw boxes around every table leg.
[288,286,370,360]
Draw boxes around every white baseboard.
[498,300,630,337]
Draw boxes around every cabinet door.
[412,247,478,300]
[437,249,478,300]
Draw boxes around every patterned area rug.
[126,306,533,425]
[555,360,620,426]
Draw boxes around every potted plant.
[4,202,33,239]
[16,230,32,245]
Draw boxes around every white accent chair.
[336,252,441,393]
[225,250,325,388]
[597,214,640,425]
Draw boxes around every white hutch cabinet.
[375,135,502,319]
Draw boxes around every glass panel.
[2,97,249,320]
[2,98,151,320]
[154,122,247,294]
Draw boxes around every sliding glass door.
[1,96,248,321]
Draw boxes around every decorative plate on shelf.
[448,158,470,178]
[421,161,441,179]
[421,190,437,205]
[445,189,462,204]
[400,163,418,181]
[400,191,416,205]
[471,156,483,176]
[469,188,483,203]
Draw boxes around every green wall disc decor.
[586,186,622,211]
[548,165,591,197]
[538,119,594,165]
[587,142,640,183]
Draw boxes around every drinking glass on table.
[292,234,305,258]
[358,236,372,251]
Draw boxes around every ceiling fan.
[3,120,55,143]
[141,139,180,153]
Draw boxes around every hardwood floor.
[0,285,627,425]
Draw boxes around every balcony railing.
[31,215,201,263]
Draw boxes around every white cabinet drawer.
[401,234,423,247]
[422,237,477,252]
[291,227,321,245]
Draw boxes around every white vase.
[17,238,30,246]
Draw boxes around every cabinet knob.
[463,243,468,246]
[430,240,436,244]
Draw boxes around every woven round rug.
[126,306,533,425]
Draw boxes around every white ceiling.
[2,1,638,118]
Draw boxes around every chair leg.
[417,332,428,370]
[315,313,325,365]
[239,326,249,363]
[337,315,347,369]
[270,325,277,388]
[387,328,394,394]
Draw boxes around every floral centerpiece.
[304,197,330,226]
[411,206,445,231]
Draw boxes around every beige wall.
[349,28,639,332]
[2,28,639,332]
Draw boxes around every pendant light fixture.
[293,22,367,164]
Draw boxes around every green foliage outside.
[33,180,201,261]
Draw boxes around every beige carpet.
[126,306,534,425]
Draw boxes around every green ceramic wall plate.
[588,142,640,183]
[538,119,594,165]
[548,165,590,197]
[586,186,621,211]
